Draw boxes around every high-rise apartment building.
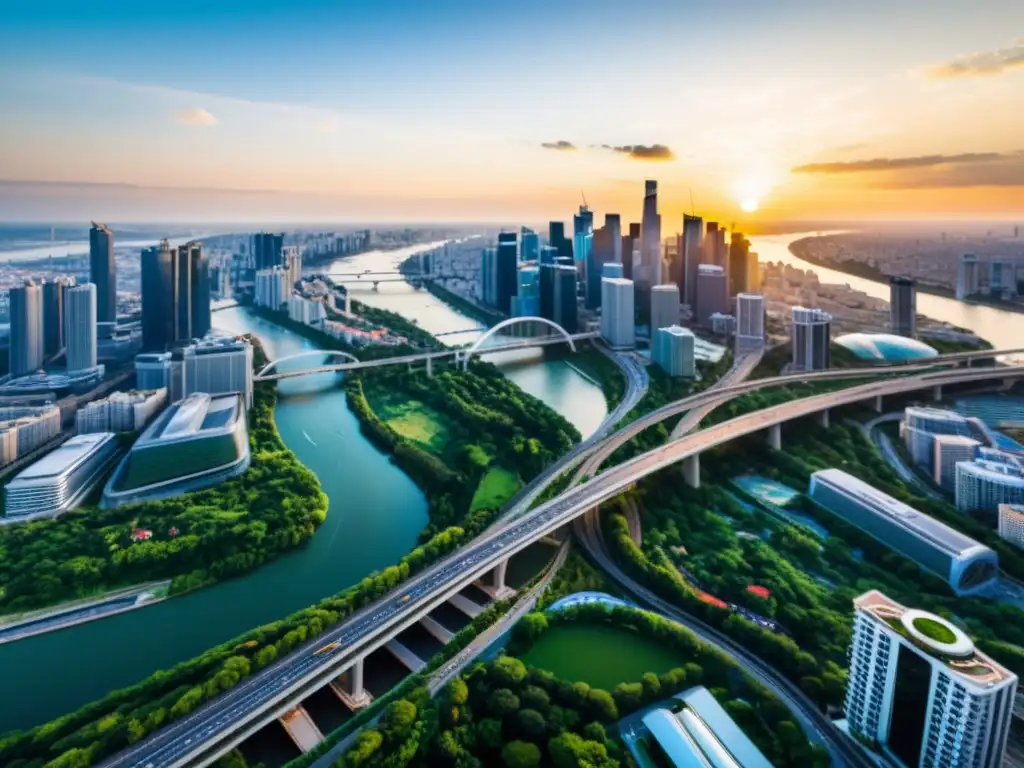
[890,276,917,337]
[639,181,661,287]
[251,232,284,271]
[65,283,97,373]
[791,306,831,371]
[932,434,982,492]
[998,504,1024,549]
[653,325,695,378]
[9,281,44,377]
[649,284,680,333]
[956,254,979,300]
[283,245,302,288]
[680,214,703,307]
[694,264,728,326]
[255,267,289,311]
[496,233,518,314]
[600,277,635,349]
[844,590,1015,768]
[89,222,116,323]
[735,293,765,349]
[42,277,75,358]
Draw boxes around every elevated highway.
[103,361,1024,768]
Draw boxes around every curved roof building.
[102,392,249,508]
[834,332,938,362]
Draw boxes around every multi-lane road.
[102,358,1024,767]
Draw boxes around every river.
[749,232,1024,350]
[0,243,607,733]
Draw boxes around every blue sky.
[2,0,1023,221]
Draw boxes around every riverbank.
[789,236,1024,318]
[421,279,504,327]
[0,581,172,646]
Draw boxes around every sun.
[740,198,760,213]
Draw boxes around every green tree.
[382,699,418,738]
[515,708,547,740]
[475,718,504,751]
[501,740,542,768]
[548,732,616,768]
[491,656,528,687]
[487,688,521,717]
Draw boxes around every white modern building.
[956,254,979,300]
[955,450,1024,515]
[735,292,765,349]
[135,352,172,390]
[65,283,98,372]
[76,389,168,434]
[998,504,1024,549]
[844,590,1015,768]
[169,337,254,408]
[652,325,696,378]
[902,407,974,468]
[0,405,62,466]
[600,277,635,349]
[809,468,998,595]
[287,294,327,326]
[9,280,44,377]
[791,306,831,371]
[650,284,680,334]
[932,434,982,492]
[255,266,289,310]
[4,432,119,519]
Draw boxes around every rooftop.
[10,433,115,482]
[835,332,938,362]
[659,325,694,338]
[139,393,240,446]
[812,468,988,558]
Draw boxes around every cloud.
[540,140,577,151]
[792,153,1007,174]
[602,144,676,161]
[175,107,217,126]
[926,39,1024,79]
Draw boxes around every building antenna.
[580,188,588,210]
[688,188,695,216]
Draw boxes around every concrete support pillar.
[683,454,700,489]
[817,409,830,429]
[766,423,782,451]
[478,559,515,600]
[426,357,433,377]
[933,384,943,402]
[332,657,371,710]
[871,394,884,413]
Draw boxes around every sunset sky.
[1,0,1023,224]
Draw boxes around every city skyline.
[1,0,1023,223]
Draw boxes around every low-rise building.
[135,351,172,390]
[955,450,1024,515]
[76,389,168,434]
[0,405,62,466]
[5,433,119,519]
[287,293,326,326]
[709,312,735,336]
[103,392,250,508]
[809,468,998,595]
[932,434,982,491]
[652,325,696,378]
[169,337,254,408]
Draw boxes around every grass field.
[469,467,521,512]
[365,389,453,455]
[520,623,685,689]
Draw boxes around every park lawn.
[470,467,521,512]
[365,389,453,455]
[520,623,685,690]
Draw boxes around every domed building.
[834,332,938,362]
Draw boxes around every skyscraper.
[600,277,635,349]
[890,276,917,338]
[552,264,578,333]
[520,227,540,262]
[65,283,97,372]
[653,326,695,378]
[141,241,175,352]
[174,242,194,342]
[622,222,641,281]
[650,284,680,332]
[42,277,75,358]
[728,232,751,295]
[605,214,622,266]
[9,281,44,376]
[513,266,540,317]
[681,214,703,307]
[957,254,979,300]
[735,293,765,349]
[89,222,116,323]
[792,306,831,371]
[573,205,594,238]
[586,226,615,309]
[190,243,212,340]
[844,590,1015,768]
[251,232,284,271]
[496,232,518,315]
[639,181,661,286]
[283,245,302,288]
[548,222,572,260]
[539,263,555,321]
[694,264,728,326]
[480,247,498,306]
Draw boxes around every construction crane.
[580,188,589,211]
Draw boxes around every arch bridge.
[457,316,577,370]
[255,350,360,380]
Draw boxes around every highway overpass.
[102,362,1024,768]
